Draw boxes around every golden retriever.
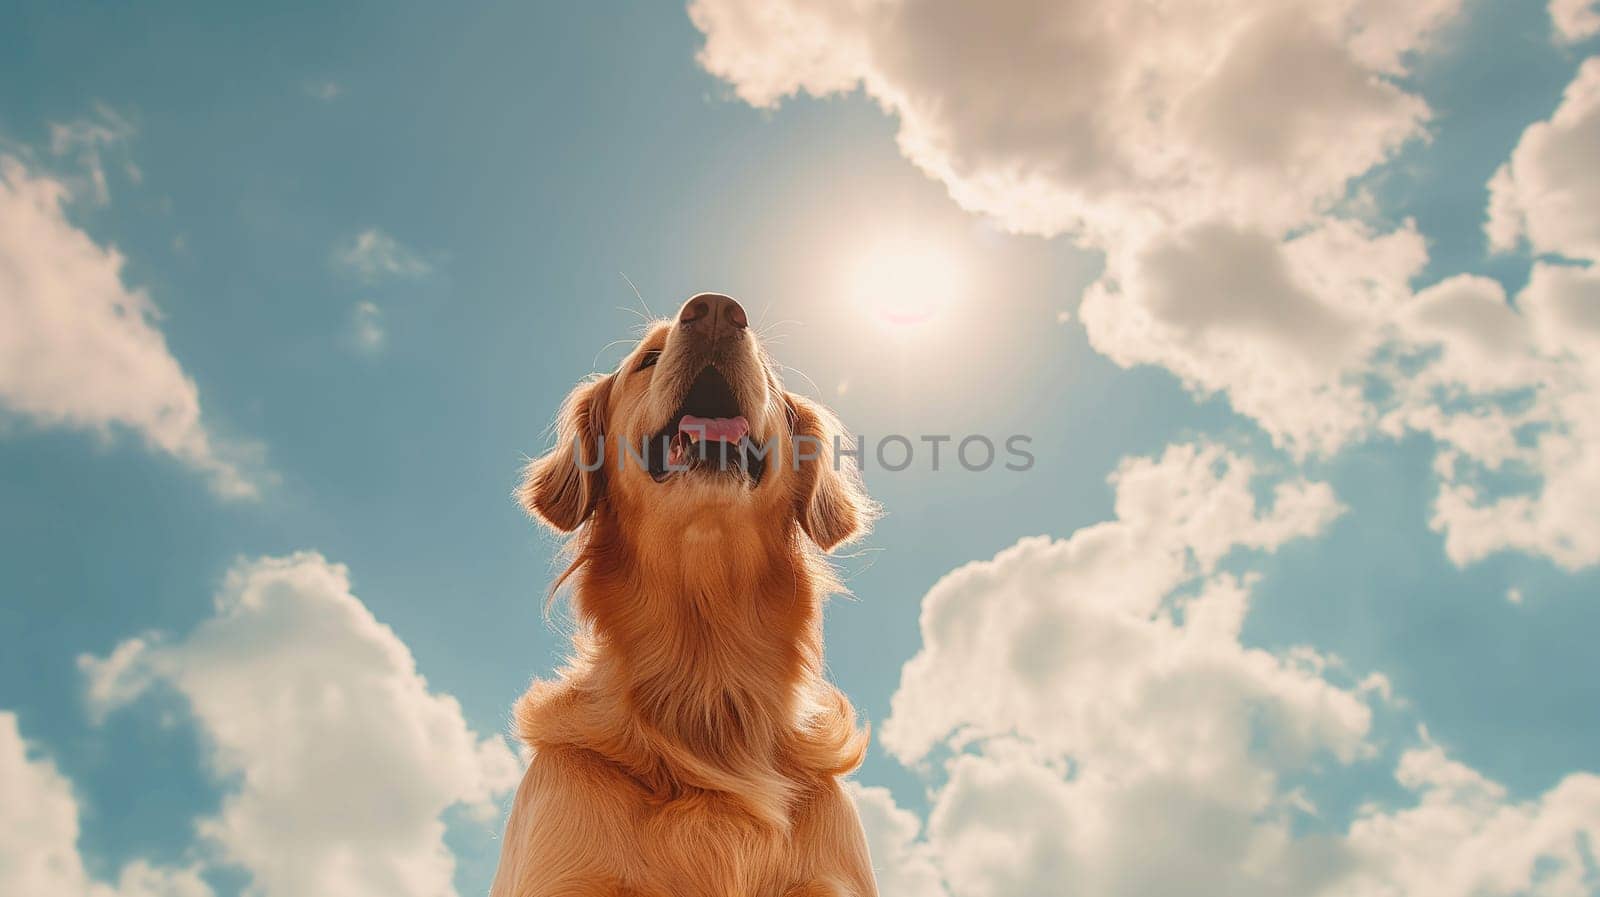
[491,293,880,897]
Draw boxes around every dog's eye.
[636,350,661,371]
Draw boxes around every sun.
[842,236,971,332]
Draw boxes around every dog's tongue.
[679,414,749,443]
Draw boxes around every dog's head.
[520,293,874,557]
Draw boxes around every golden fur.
[491,310,880,897]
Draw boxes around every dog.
[491,293,880,897]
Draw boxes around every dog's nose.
[679,292,748,343]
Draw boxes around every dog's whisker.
[592,338,636,371]
[755,318,802,340]
[755,300,777,332]
[619,270,656,320]
[775,363,824,398]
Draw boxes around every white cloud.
[1551,0,1600,42]
[884,443,1349,763]
[1083,59,1600,569]
[0,710,212,897]
[847,782,949,897]
[1487,57,1600,263]
[80,552,522,897]
[334,229,431,283]
[1080,218,1428,457]
[1341,741,1600,897]
[694,4,1600,570]
[691,0,1458,240]
[350,300,386,355]
[1076,203,1600,571]
[869,443,1600,896]
[1368,58,1600,569]
[899,739,1600,897]
[1396,266,1600,570]
[48,104,137,206]
[882,446,1367,896]
[0,156,256,498]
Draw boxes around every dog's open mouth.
[645,366,767,485]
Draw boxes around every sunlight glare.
[843,237,970,333]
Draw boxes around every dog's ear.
[519,374,614,532]
[785,392,878,552]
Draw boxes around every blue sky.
[3,2,1600,896]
